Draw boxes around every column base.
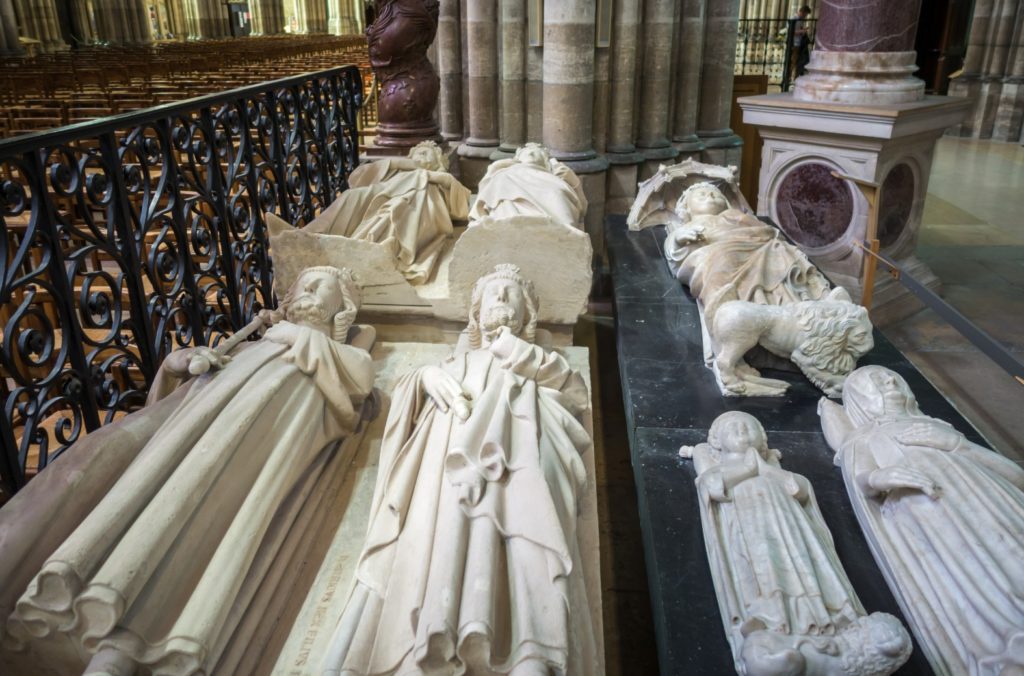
[456,142,500,190]
[672,134,705,160]
[637,144,679,182]
[793,51,925,105]
[605,149,644,216]
[697,130,742,166]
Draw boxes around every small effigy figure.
[469,142,588,229]
[820,365,1024,676]
[681,411,912,676]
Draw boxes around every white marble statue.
[323,264,598,675]
[681,411,912,676]
[664,181,831,324]
[819,366,1024,676]
[711,287,874,397]
[627,158,750,231]
[468,142,588,229]
[657,179,870,397]
[3,266,377,675]
[269,140,471,284]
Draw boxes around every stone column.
[495,0,526,156]
[543,0,609,257]
[636,0,679,179]
[794,0,925,104]
[604,0,644,214]
[437,0,463,141]
[131,0,152,43]
[696,0,742,165]
[672,0,705,159]
[456,0,499,187]
[0,0,23,54]
[950,0,1024,142]
[167,0,186,38]
[994,2,1024,141]
[250,0,265,34]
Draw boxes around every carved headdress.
[465,263,540,349]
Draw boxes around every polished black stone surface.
[606,213,985,676]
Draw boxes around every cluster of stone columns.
[92,0,154,44]
[294,0,329,33]
[0,0,22,55]
[327,0,362,35]
[439,0,745,249]
[251,0,287,35]
[8,0,65,51]
[949,0,1024,142]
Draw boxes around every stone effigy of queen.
[323,263,598,675]
[3,266,377,674]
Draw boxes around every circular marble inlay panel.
[877,163,915,247]
[775,163,854,248]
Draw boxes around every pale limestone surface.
[285,142,471,285]
[710,288,874,398]
[626,158,750,231]
[820,366,1024,676]
[468,143,588,229]
[269,214,593,338]
[274,340,602,676]
[655,179,871,397]
[1,267,377,676]
[681,412,911,676]
[321,265,601,675]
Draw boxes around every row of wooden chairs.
[0,35,371,138]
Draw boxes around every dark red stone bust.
[367,0,442,149]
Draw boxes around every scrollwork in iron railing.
[0,66,363,494]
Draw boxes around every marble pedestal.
[738,93,970,325]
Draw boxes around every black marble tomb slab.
[606,213,990,675]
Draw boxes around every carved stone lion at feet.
[710,287,874,397]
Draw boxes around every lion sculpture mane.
[710,287,874,397]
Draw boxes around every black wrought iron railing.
[735,18,817,90]
[0,65,363,494]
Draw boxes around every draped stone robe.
[838,419,1024,675]
[468,161,588,229]
[4,323,375,674]
[665,208,830,323]
[307,162,470,284]
[324,331,598,675]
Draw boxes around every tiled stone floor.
[883,137,1024,461]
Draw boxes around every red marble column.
[815,0,921,52]
[793,0,925,104]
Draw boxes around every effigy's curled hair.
[272,266,362,342]
[409,140,447,171]
[674,181,727,223]
[465,264,540,349]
